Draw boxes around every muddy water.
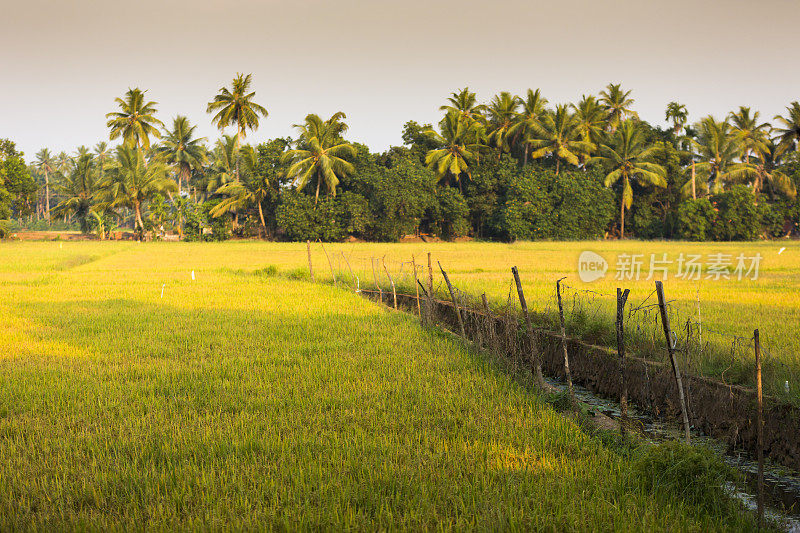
[546,377,800,532]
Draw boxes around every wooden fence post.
[412,255,421,317]
[372,258,383,304]
[511,266,545,389]
[383,258,397,310]
[655,280,690,443]
[755,328,764,531]
[427,252,434,323]
[439,262,467,339]
[556,278,574,402]
[616,287,631,436]
[306,240,314,282]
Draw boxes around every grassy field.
[0,242,761,529]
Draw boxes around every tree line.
[2,74,799,241]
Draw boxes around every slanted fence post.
[511,266,545,389]
[372,258,383,304]
[616,287,631,436]
[556,277,574,403]
[341,252,357,291]
[655,280,690,443]
[439,262,467,339]
[412,255,421,317]
[427,252,434,323]
[306,240,314,282]
[755,328,765,531]
[320,242,337,287]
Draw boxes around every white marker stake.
[191,270,195,281]
[778,247,786,255]
[59,242,63,249]
[161,284,165,299]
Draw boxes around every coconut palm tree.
[485,92,521,156]
[207,73,268,178]
[571,95,606,165]
[103,145,176,235]
[599,83,636,133]
[51,154,101,233]
[774,101,800,155]
[439,87,487,123]
[728,106,770,163]
[665,102,688,134]
[692,116,756,195]
[205,135,238,196]
[210,146,273,234]
[156,116,208,193]
[527,105,592,175]
[510,89,548,166]
[423,111,485,190]
[594,120,667,239]
[106,88,164,152]
[34,148,55,223]
[751,140,796,199]
[282,113,356,203]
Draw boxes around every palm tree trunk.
[235,127,241,180]
[134,201,144,235]
[45,170,51,224]
[523,143,529,166]
[257,200,266,234]
[556,158,560,175]
[691,160,696,199]
[620,200,625,239]
[314,173,321,205]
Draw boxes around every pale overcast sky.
[2,0,798,158]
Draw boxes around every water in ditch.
[545,376,800,532]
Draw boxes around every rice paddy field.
[0,241,771,530]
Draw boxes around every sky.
[2,0,799,159]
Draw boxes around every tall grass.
[0,242,762,529]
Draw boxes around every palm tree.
[156,116,208,193]
[751,140,797,199]
[510,89,548,165]
[439,87,486,123]
[106,88,164,152]
[207,73,268,178]
[728,106,770,163]
[599,83,636,133]
[283,113,356,203]
[665,102,688,134]
[51,154,101,233]
[34,148,55,223]
[692,116,756,195]
[527,105,592,175]
[103,145,176,235]
[774,101,800,155]
[210,146,273,234]
[485,92,520,156]
[571,95,606,165]
[594,120,667,239]
[205,135,238,196]
[423,111,485,190]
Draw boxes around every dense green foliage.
[8,79,800,241]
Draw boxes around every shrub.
[712,185,760,241]
[430,187,470,240]
[676,198,716,241]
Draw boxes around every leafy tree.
[103,145,176,235]
[401,121,439,165]
[0,140,37,219]
[283,113,356,203]
[712,185,760,240]
[774,101,800,155]
[594,120,667,238]
[207,73,268,178]
[728,106,769,163]
[751,140,796,199]
[599,83,636,133]
[424,111,484,189]
[157,116,208,194]
[665,102,688,134]
[106,88,164,151]
[528,105,591,175]
[676,198,716,241]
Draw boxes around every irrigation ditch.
[350,285,800,529]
